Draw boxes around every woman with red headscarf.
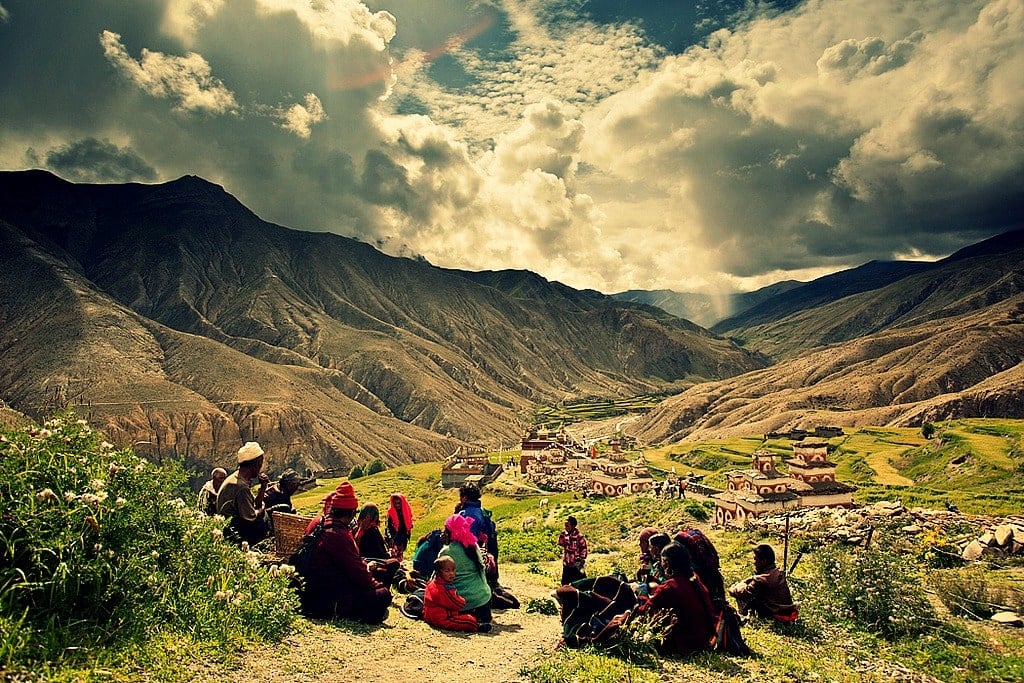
[386,493,414,561]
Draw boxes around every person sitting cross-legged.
[728,543,798,622]
[300,482,392,624]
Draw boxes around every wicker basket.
[272,511,313,558]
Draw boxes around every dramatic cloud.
[0,0,1020,298]
[101,30,240,114]
[37,138,158,183]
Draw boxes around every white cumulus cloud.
[100,30,239,114]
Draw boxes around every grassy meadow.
[4,415,1024,681]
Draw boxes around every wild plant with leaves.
[803,544,935,639]
[0,413,298,674]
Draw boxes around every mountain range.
[0,170,764,475]
[631,227,1024,443]
[2,170,1021,475]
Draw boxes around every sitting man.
[216,442,271,546]
[197,467,227,516]
[263,469,302,514]
[728,543,798,622]
[300,482,392,624]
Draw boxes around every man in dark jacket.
[300,481,392,624]
[728,544,798,621]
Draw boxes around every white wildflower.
[100,441,114,450]
[211,529,224,541]
[94,543,103,552]
[115,497,127,507]
[240,541,250,553]
[90,478,105,491]
[215,590,226,601]
[36,488,59,503]
[80,493,99,505]
[150,550,159,559]
[64,491,77,502]
[169,498,186,509]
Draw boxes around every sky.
[1,0,1022,301]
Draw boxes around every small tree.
[922,422,936,439]
[365,458,386,475]
[349,464,365,479]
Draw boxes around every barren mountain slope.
[0,171,765,473]
[715,228,1024,361]
[630,294,1024,443]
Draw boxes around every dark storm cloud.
[41,138,158,183]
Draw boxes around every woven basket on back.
[272,511,313,557]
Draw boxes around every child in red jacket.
[423,557,486,633]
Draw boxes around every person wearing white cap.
[216,441,271,545]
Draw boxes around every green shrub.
[365,458,386,475]
[349,464,365,479]
[501,528,562,563]
[803,545,935,639]
[682,499,711,522]
[0,414,298,674]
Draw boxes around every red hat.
[330,481,358,511]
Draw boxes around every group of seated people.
[197,441,307,545]
[298,479,506,631]
[200,442,794,651]
[554,525,797,657]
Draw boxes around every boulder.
[979,532,995,546]
[990,611,1023,627]
[962,540,985,561]
[902,525,923,534]
[994,525,1015,547]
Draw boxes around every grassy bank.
[5,416,1024,681]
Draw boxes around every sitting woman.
[635,532,671,596]
[636,527,660,582]
[354,503,401,588]
[634,541,717,657]
[437,514,492,631]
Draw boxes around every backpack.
[289,518,325,577]
[412,530,444,576]
[713,604,753,656]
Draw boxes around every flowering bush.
[803,545,935,639]
[0,414,298,673]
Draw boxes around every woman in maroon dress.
[636,541,717,657]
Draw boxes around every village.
[441,424,857,528]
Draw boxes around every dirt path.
[197,566,561,683]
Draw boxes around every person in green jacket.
[438,513,492,630]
